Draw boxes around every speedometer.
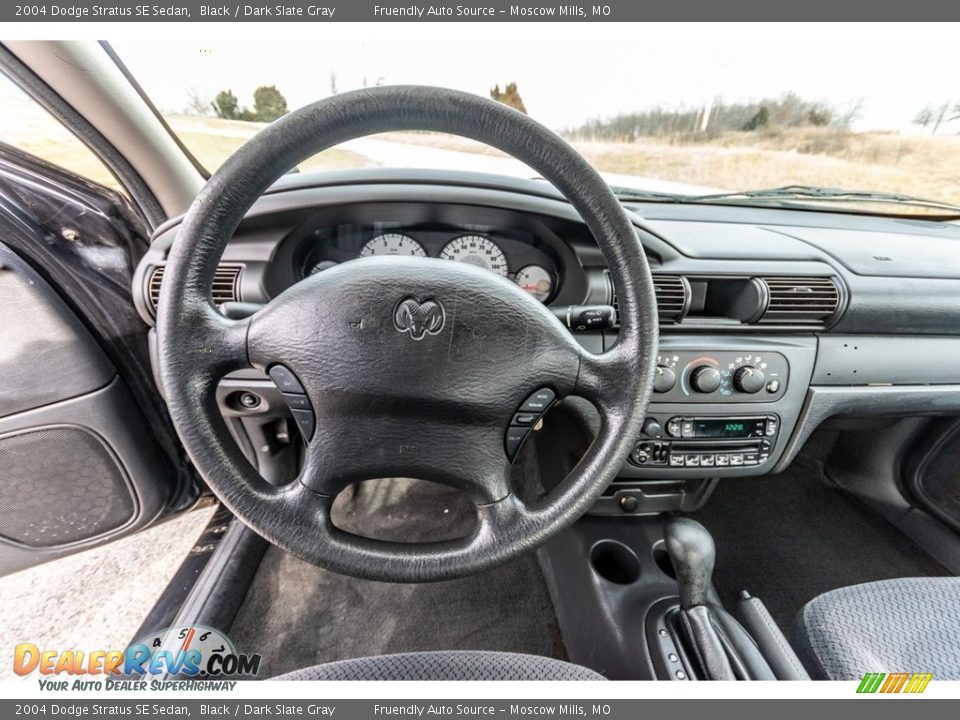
[439,235,508,276]
[359,233,426,258]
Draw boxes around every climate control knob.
[733,365,766,394]
[689,365,722,393]
[653,366,677,393]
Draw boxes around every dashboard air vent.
[758,276,840,325]
[147,264,242,315]
[609,273,689,323]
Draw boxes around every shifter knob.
[664,517,716,610]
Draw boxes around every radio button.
[669,455,685,467]
[766,420,778,436]
[667,419,682,437]
[744,453,759,465]
[685,455,701,467]
[715,454,730,466]
[681,421,695,438]
[700,454,715,466]
[730,454,744,466]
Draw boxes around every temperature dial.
[689,365,722,394]
[733,366,766,394]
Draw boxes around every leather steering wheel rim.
[156,86,658,582]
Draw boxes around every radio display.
[694,419,756,438]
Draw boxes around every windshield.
[113,24,960,216]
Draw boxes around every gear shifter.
[664,517,736,680]
[664,517,715,610]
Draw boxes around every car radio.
[629,415,779,469]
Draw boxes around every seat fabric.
[791,577,960,680]
[271,650,606,681]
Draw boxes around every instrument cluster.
[302,227,558,303]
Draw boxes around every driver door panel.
[0,145,192,577]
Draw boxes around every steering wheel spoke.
[297,412,515,506]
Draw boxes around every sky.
[110,23,959,133]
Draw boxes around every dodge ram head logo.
[393,297,445,340]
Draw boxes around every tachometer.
[515,265,553,302]
[439,234,508,276]
[359,233,426,258]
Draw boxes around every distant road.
[340,137,722,195]
[170,117,720,195]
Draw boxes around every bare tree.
[186,87,213,116]
[932,101,952,134]
[913,105,935,132]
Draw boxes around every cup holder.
[652,541,676,579]
[590,540,641,584]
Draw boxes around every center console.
[595,335,817,515]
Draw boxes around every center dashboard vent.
[609,273,689,323]
[147,264,243,316]
[757,276,840,325]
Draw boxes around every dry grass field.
[4,99,959,211]
[381,128,960,208]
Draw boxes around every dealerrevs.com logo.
[14,626,261,688]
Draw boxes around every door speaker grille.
[0,426,135,547]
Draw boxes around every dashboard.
[135,169,960,515]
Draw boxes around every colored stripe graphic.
[857,672,932,694]
[905,673,933,693]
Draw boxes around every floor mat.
[228,479,565,678]
[691,434,950,631]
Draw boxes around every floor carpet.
[228,478,565,678]
[691,434,950,631]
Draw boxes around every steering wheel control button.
[291,409,316,441]
[505,426,529,458]
[282,393,312,411]
[519,388,556,413]
[268,364,306,395]
[506,387,558,459]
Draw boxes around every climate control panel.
[652,351,788,403]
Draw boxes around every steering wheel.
[156,86,658,582]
